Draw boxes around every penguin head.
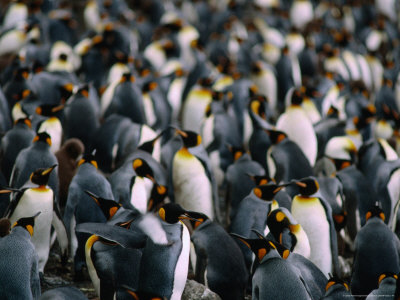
[132,158,154,181]
[249,96,268,120]
[231,233,278,262]
[30,165,57,186]
[365,205,385,222]
[265,129,287,145]
[12,212,40,236]
[33,131,52,146]
[0,218,11,237]
[325,275,350,292]
[325,136,357,169]
[377,272,398,286]
[60,83,74,103]
[185,211,209,230]
[14,117,32,128]
[137,130,164,155]
[76,84,90,98]
[267,208,298,250]
[252,228,292,259]
[291,177,319,196]
[290,88,304,106]
[253,183,283,201]
[122,288,167,300]
[228,145,246,161]
[78,151,98,168]
[147,184,168,212]
[175,128,201,148]
[61,138,85,160]
[85,190,121,220]
[158,203,200,224]
[35,104,64,117]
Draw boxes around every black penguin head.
[365,205,385,222]
[333,211,348,231]
[120,72,135,84]
[325,275,350,292]
[291,88,304,106]
[85,190,121,220]
[33,131,52,146]
[185,211,209,230]
[78,151,98,168]
[147,184,168,212]
[76,84,90,98]
[231,233,277,262]
[249,96,267,119]
[12,212,41,237]
[60,83,74,103]
[228,145,245,161]
[137,130,164,154]
[158,203,199,224]
[30,165,57,186]
[253,183,283,201]
[0,218,11,237]
[35,104,64,117]
[291,177,319,196]
[267,209,297,244]
[14,117,32,128]
[265,129,287,145]
[378,272,398,286]
[132,158,154,181]
[175,128,201,148]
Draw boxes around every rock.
[182,280,222,300]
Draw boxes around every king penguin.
[0,214,41,300]
[350,205,400,297]
[4,165,68,274]
[171,128,217,220]
[138,203,196,300]
[63,152,114,279]
[189,212,249,300]
[276,88,318,167]
[366,272,398,300]
[231,234,312,300]
[0,117,35,182]
[35,104,64,154]
[9,131,60,206]
[289,177,340,277]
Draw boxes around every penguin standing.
[0,214,40,300]
[171,129,217,220]
[139,203,196,300]
[63,152,114,279]
[232,234,312,300]
[350,205,400,297]
[9,132,60,205]
[0,117,35,182]
[35,104,64,154]
[4,166,68,274]
[290,177,340,276]
[189,212,249,300]
[276,88,318,167]
[63,85,100,153]
[230,183,282,270]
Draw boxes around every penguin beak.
[42,164,57,176]
[178,213,201,222]
[51,104,65,113]
[85,190,100,206]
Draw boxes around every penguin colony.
[1,0,400,299]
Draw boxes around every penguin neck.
[32,184,49,192]
[294,195,317,202]
[178,146,193,158]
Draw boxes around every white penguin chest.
[142,93,156,127]
[130,176,153,214]
[168,78,186,119]
[38,117,62,153]
[182,89,212,133]
[291,196,332,275]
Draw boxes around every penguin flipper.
[76,222,148,248]
[52,207,69,263]
[30,253,41,299]
[3,187,24,218]
[191,233,209,284]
